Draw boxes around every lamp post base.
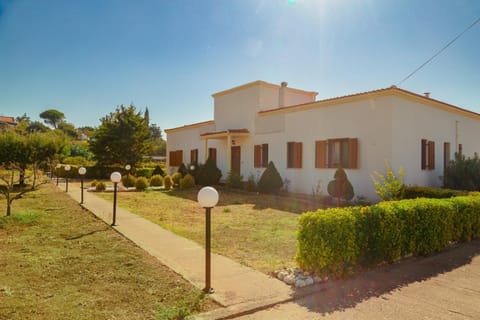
[203,287,215,294]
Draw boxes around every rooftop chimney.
[424,92,431,98]
[279,81,288,107]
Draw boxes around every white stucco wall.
[165,122,216,174]
[167,82,480,203]
[391,96,480,188]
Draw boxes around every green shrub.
[257,161,283,194]
[95,182,106,191]
[327,168,354,201]
[180,174,195,189]
[90,180,98,187]
[164,175,173,190]
[122,174,137,188]
[177,163,188,177]
[371,161,404,201]
[135,177,149,191]
[444,153,480,191]
[226,171,243,189]
[171,172,182,187]
[403,186,466,199]
[196,157,222,186]
[150,174,164,187]
[135,167,154,179]
[296,195,480,278]
[245,174,257,192]
[152,165,165,177]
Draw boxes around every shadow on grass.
[164,186,330,214]
[292,239,480,315]
[65,227,109,240]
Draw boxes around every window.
[287,142,302,168]
[421,139,435,170]
[254,144,269,168]
[208,147,217,164]
[169,150,183,167]
[315,138,358,169]
[190,149,198,164]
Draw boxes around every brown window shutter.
[315,140,326,168]
[262,144,269,167]
[169,151,175,166]
[348,138,358,169]
[254,145,261,168]
[295,142,302,168]
[458,143,463,156]
[177,150,183,166]
[421,139,427,170]
[428,141,435,170]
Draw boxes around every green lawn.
[0,184,217,320]
[95,187,318,273]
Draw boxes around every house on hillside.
[165,80,480,201]
[0,116,17,129]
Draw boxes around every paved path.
[61,182,293,318]
[235,239,480,319]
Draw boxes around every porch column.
[226,134,232,173]
[204,138,209,162]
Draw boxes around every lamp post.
[78,167,86,204]
[64,165,71,192]
[125,164,131,173]
[197,186,219,294]
[56,164,61,186]
[110,171,122,226]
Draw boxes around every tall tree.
[39,109,65,129]
[89,104,152,166]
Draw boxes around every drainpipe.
[279,82,288,107]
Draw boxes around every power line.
[397,15,480,86]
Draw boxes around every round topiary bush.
[196,157,222,186]
[150,174,164,187]
[152,165,165,177]
[257,161,283,194]
[327,168,354,201]
[171,172,182,187]
[164,175,173,190]
[122,174,137,188]
[135,176,149,191]
[180,173,195,189]
[95,181,106,191]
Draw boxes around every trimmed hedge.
[296,196,480,278]
[403,186,467,199]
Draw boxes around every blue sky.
[1,0,479,132]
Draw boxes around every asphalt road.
[236,240,480,319]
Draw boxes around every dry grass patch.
[96,187,317,273]
[0,184,217,320]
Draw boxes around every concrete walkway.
[61,182,294,318]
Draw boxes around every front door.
[231,146,241,175]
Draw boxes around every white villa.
[165,80,480,201]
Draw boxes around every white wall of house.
[166,81,480,202]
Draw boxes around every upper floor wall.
[212,81,317,132]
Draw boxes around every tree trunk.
[6,201,11,216]
[19,170,26,187]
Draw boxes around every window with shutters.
[190,149,198,164]
[169,150,183,167]
[315,138,358,169]
[254,144,269,168]
[208,148,217,164]
[287,142,302,168]
[421,139,435,170]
